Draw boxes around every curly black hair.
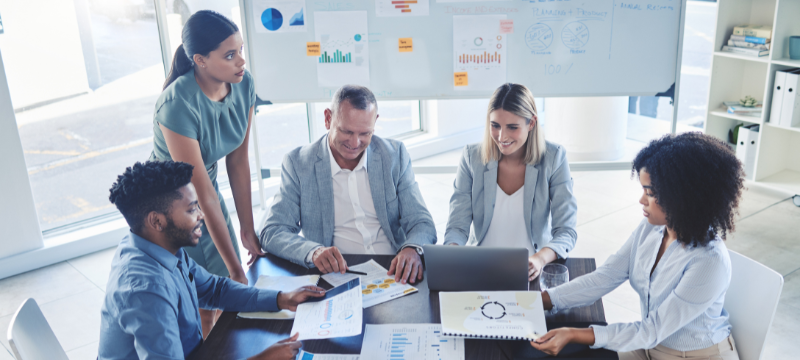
[108,161,194,233]
[632,132,744,247]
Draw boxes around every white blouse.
[479,185,535,255]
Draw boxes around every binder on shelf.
[735,124,759,179]
[779,69,800,128]
[770,70,787,124]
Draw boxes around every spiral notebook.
[439,291,547,341]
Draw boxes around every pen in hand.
[345,269,367,276]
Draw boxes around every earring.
[158,226,162,231]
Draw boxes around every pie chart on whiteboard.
[261,8,283,31]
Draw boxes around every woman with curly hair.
[530,132,744,360]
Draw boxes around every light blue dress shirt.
[547,219,733,352]
[99,232,280,360]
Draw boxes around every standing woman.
[444,83,578,281]
[150,10,265,337]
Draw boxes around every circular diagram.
[320,323,332,329]
[339,309,354,320]
[318,330,330,336]
[481,301,506,320]
[354,34,362,41]
[525,23,553,51]
[260,8,283,31]
[561,22,589,49]
[474,37,483,46]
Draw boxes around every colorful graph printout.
[290,278,363,340]
[314,11,370,87]
[360,324,465,360]
[439,291,547,341]
[251,0,306,33]
[322,259,418,308]
[375,0,430,17]
[453,15,507,91]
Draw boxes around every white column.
[544,97,628,161]
[0,49,44,259]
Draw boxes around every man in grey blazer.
[260,85,436,285]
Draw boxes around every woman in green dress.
[150,10,265,337]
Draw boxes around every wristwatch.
[403,245,424,256]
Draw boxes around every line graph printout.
[453,15,507,91]
[290,278,363,340]
[251,0,306,33]
[314,11,370,87]
[439,291,547,341]
[376,0,430,17]
[360,324,465,360]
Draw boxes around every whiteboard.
[242,0,685,103]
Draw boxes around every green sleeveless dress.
[150,68,255,277]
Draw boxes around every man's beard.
[164,217,203,249]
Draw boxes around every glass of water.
[539,263,569,291]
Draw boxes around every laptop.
[423,245,529,291]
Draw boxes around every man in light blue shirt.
[99,161,325,360]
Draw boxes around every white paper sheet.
[322,260,418,308]
[375,0,430,17]
[296,350,359,360]
[314,11,370,87]
[360,324,465,360]
[453,15,507,91]
[251,0,307,33]
[439,291,547,341]
[290,278,363,340]
[238,275,320,319]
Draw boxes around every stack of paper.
[439,291,547,341]
[238,275,320,319]
[322,260,418,308]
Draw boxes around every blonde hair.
[481,83,546,165]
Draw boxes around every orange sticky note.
[500,19,514,34]
[306,42,321,56]
[454,72,468,87]
[399,38,413,52]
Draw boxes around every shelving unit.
[705,0,800,196]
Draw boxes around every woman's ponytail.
[161,10,239,91]
[163,44,193,90]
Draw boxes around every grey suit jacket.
[259,135,437,266]
[443,141,578,258]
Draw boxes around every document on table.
[439,291,547,341]
[290,278,363,340]
[360,324,464,360]
[321,259,418,308]
[297,350,359,360]
[238,275,320,319]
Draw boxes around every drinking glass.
[539,263,569,291]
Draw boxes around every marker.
[346,269,367,276]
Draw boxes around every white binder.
[779,70,800,128]
[736,125,759,179]
[770,70,787,124]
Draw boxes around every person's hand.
[530,328,574,356]
[277,286,326,311]
[248,333,302,360]
[312,247,348,274]
[241,229,266,266]
[388,247,423,285]
[528,254,546,281]
[230,266,248,285]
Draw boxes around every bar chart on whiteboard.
[314,11,370,87]
[375,0,430,17]
[453,15,507,91]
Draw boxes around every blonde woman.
[444,83,578,281]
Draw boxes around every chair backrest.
[724,250,784,360]
[6,298,69,360]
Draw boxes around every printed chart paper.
[297,351,359,360]
[439,291,547,341]
[375,0,430,17]
[314,11,370,87]
[453,15,507,91]
[251,0,306,33]
[322,259,418,308]
[360,324,464,360]
[290,278,363,340]
[238,275,319,319]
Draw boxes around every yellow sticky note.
[454,72,468,87]
[399,38,413,52]
[306,42,321,56]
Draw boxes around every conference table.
[189,254,619,360]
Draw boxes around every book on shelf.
[730,34,770,44]
[723,101,762,116]
[721,45,769,57]
[733,25,772,39]
[723,101,763,108]
[728,39,770,50]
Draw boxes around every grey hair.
[329,85,378,115]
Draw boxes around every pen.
[346,269,367,275]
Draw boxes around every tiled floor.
[1,150,798,360]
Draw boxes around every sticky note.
[306,42,321,56]
[454,72,468,87]
[500,19,514,34]
[399,38,413,52]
